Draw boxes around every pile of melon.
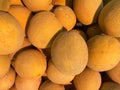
[1,0,120,90]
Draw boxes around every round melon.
[46,60,74,84]
[0,67,16,90]
[51,30,88,75]
[53,5,76,31]
[27,11,63,49]
[0,11,24,55]
[14,48,47,78]
[98,0,120,37]
[15,75,41,90]
[74,67,101,90]
[73,0,103,25]
[87,34,120,71]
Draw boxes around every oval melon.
[51,30,88,75]
[74,67,101,90]
[27,11,63,49]
[14,48,47,78]
[0,11,24,55]
[87,34,120,71]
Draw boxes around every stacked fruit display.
[0,0,120,90]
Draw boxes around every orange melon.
[14,48,47,78]
[0,11,24,55]
[87,34,120,71]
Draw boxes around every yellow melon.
[51,30,88,75]
[106,62,120,84]
[27,11,63,49]
[0,11,24,55]
[74,67,101,90]
[0,67,16,90]
[9,86,17,90]
[100,82,120,90]
[73,0,103,25]
[15,75,41,90]
[14,48,47,78]
[87,34,120,71]
[22,0,53,12]
[53,5,76,31]
[8,5,31,35]
[98,0,120,37]
[0,55,11,77]
[39,80,65,90]
[46,60,74,84]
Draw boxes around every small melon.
[27,11,62,49]
[0,68,16,90]
[73,67,101,90]
[73,0,103,25]
[98,0,120,37]
[39,80,65,90]
[100,82,120,90]
[87,34,120,71]
[53,5,76,31]
[15,75,41,90]
[0,55,11,77]
[106,62,120,84]
[0,11,24,55]
[51,30,88,75]
[14,48,47,78]
[8,5,31,35]
[46,60,74,84]
[22,0,53,12]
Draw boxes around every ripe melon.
[51,30,88,75]
[87,34,120,71]
[8,5,31,35]
[22,0,53,12]
[100,82,120,90]
[73,67,101,90]
[27,11,63,49]
[98,0,120,37]
[46,60,74,84]
[106,62,120,84]
[14,48,47,78]
[73,0,103,25]
[0,67,16,90]
[53,5,76,31]
[52,0,66,6]
[39,80,65,90]
[0,11,24,55]
[0,55,11,77]
[15,75,41,90]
